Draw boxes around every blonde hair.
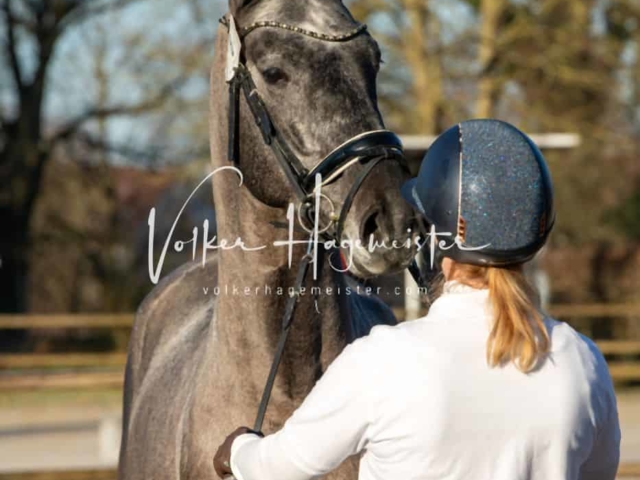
[433,262,550,373]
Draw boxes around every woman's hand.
[213,426,264,479]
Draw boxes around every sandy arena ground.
[0,388,638,474]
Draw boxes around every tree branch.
[70,128,209,167]
[22,149,48,231]
[2,0,24,92]
[74,131,167,164]
[58,0,146,30]
[49,75,187,145]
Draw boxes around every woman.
[213,119,621,480]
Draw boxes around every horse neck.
[212,186,349,401]
[208,28,349,401]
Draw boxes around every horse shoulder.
[124,254,219,396]
[119,254,219,480]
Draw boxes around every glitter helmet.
[401,119,555,266]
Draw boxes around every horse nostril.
[362,210,380,242]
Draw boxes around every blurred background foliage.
[1,0,640,350]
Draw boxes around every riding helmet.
[402,119,555,266]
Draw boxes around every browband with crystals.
[219,16,367,41]
[239,20,367,40]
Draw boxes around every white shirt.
[230,281,621,480]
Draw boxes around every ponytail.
[436,262,550,373]
[485,266,549,373]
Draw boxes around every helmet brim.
[401,178,427,216]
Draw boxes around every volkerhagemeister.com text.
[201,284,428,297]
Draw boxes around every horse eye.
[261,67,289,85]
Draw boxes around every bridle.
[220,15,409,242]
[217,16,413,463]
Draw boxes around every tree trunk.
[0,207,27,313]
[0,201,29,350]
[403,0,442,135]
[0,123,48,316]
[476,0,506,118]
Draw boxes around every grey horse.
[118,1,417,479]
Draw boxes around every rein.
[253,232,318,432]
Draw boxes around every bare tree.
[0,0,206,314]
[475,0,507,117]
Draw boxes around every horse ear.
[229,0,257,16]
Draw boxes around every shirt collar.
[427,280,491,319]
[442,280,486,294]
